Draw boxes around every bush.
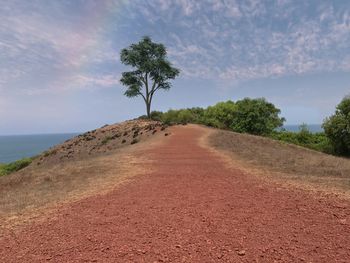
[158,98,284,136]
[270,124,332,153]
[0,157,33,176]
[323,96,350,155]
[161,109,197,125]
[101,136,112,145]
[161,109,180,125]
[203,101,236,129]
[186,107,205,124]
[230,98,285,135]
[150,111,164,121]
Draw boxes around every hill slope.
[0,119,169,227]
[1,124,349,262]
[208,128,350,196]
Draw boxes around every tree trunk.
[146,101,151,119]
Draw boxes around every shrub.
[231,98,285,135]
[150,111,164,121]
[323,96,350,155]
[203,101,236,129]
[270,125,331,153]
[0,157,33,176]
[177,109,196,124]
[187,107,205,123]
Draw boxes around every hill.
[1,124,349,262]
[209,128,350,196]
[0,119,169,228]
[1,121,349,230]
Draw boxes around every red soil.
[1,125,349,262]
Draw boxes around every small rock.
[237,250,246,256]
[164,133,169,136]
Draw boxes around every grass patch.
[101,136,112,145]
[0,157,33,176]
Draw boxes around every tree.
[231,98,285,135]
[203,101,237,128]
[323,96,350,155]
[120,36,180,118]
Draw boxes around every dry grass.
[208,129,350,196]
[0,120,169,230]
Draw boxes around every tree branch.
[137,91,147,103]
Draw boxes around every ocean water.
[0,133,78,164]
[282,124,323,133]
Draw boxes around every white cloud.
[2,0,350,92]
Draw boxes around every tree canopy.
[120,36,180,118]
[323,96,350,155]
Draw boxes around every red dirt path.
[1,125,350,262]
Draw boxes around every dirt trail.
[1,125,349,262]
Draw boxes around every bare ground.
[0,124,349,262]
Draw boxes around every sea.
[0,133,78,164]
[282,124,323,133]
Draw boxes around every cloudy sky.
[1,0,349,134]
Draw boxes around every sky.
[0,0,350,135]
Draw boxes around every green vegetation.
[270,124,332,153]
[139,97,350,156]
[203,101,236,128]
[146,98,285,136]
[101,136,112,145]
[323,96,350,156]
[231,98,285,135]
[0,157,33,176]
[120,36,180,118]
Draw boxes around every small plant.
[0,158,33,176]
[43,149,58,157]
[101,136,112,145]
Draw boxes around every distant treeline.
[140,97,350,157]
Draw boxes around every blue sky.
[1,0,349,134]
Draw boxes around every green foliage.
[161,109,196,125]
[120,36,180,117]
[155,98,284,136]
[270,124,332,153]
[0,158,33,176]
[101,136,112,145]
[323,96,350,155]
[203,101,236,129]
[231,98,285,135]
[187,107,205,123]
[149,111,164,121]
